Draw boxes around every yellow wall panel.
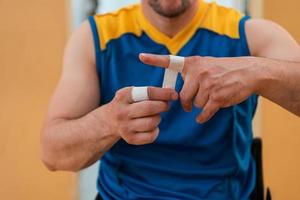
[0,0,76,199]
[261,99,300,199]
[262,0,300,199]
[265,0,300,43]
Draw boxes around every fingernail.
[196,118,203,124]
[140,53,149,58]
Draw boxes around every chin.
[148,0,193,18]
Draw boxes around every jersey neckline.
[135,0,209,55]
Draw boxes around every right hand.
[107,87,178,145]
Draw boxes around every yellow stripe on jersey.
[200,1,243,39]
[93,5,142,50]
[92,0,245,54]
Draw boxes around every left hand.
[139,53,261,123]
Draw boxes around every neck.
[141,1,199,38]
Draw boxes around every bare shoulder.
[45,20,100,122]
[63,21,95,71]
[245,19,300,60]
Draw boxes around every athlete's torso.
[89,1,257,199]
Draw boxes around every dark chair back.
[250,138,266,200]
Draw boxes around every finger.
[123,128,160,146]
[130,115,161,132]
[147,87,178,101]
[115,87,133,103]
[194,85,209,109]
[180,75,199,112]
[116,87,178,103]
[128,101,169,118]
[139,53,170,68]
[196,100,220,124]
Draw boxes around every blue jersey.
[89,1,257,199]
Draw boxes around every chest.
[98,30,246,104]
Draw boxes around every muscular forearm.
[42,86,176,172]
[41,104,120,172]
[255,57,300,116]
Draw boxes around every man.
[41,0,300,199]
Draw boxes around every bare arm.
[250,57,300,116]
[41,21,119,171]
[246,19,300,116]
[139,20,300,123]
[41,21,177,171]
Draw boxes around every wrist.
[88,104,121,141]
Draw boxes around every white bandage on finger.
[162,55,185,89]
[131,87,149,102]
[169,55,185,73]
[162,69,178,89]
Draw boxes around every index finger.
[147,87,178,102]
[121,87,178,103]
[139,53,170,68]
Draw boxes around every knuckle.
[149,132,158,143]
[116,109,129,121]
[201,80,210,90]
[144,116,160,131]
[211,92,223,103]
[115,111,123,121]
[151,128,160,140]
[124,136,137,145]
[194,99,202,108]
[115,90,125,101]
[145,118,156,130]
[166,90,174,99]
[180,91,191,102]
[120,124,131,134]
[199,68,210,76]
[203,79,216,91]
[188,56,201,63]
[154,115,161,125]
[147,102,157,112]
[115,87,131,101]
[144,129,159,144]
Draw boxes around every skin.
[143,0,198,37]
[139,19,300,123]
[41,0,300,171]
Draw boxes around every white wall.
[97,0,140,14]
[207,0,246,12]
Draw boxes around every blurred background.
[0,0,299,199]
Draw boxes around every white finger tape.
[162,69,178,89]
[131,87,149,102]
[169,55,185,73]
[162,55,185,89]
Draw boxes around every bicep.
[45,21,100,122]
[246,19,300,61]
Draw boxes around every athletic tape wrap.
[169,55,185,73]
[131,87,149,102]
[162,55,185,89]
